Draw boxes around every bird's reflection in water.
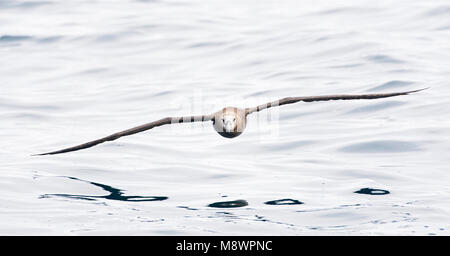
[40,176,168,202]
[208,199,248,208]
[354,187,390,195]
[264,199,303,205]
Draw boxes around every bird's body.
[35,88,427,156]
[213,107,247,138]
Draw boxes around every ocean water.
[1,0,449,235]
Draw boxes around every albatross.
[36,88,427,155]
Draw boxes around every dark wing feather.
[245,88,428,115]
[35,114,213,155]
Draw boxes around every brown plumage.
[35,88,427,155]
[213,107,247,138]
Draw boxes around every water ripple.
[0,35,33,43]
[366,54,404,64]
[40,176,168,202]
[347,101,405,113]
[0,0,51,9]
[368,80,415,92]
[339,140,421,153]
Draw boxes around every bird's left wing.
[35,114,214,155]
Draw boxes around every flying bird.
[36,88,427,156]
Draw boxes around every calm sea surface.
[1,0,450,235]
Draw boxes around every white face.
[221,114,236,132]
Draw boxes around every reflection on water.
[354,188,390,195]
[208,200,248,208]
[40,176,168,202]
[264,199,304,205]
[177,206,199,211]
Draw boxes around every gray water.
[1,0,449,235]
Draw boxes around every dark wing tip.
[406,87,429,94]
[32,152,53,156]
[32,150,72,156]
[31,115,213,156]
[32,137,112,156]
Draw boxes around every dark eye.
[222,118,225,122]
[233,118,236,121]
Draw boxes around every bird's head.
[213,107,246,138]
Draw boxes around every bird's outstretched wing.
[35,114,214,155]
[245,88,428,115]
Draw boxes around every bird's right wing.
[245,88,428,115]
[35,114,214,155]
